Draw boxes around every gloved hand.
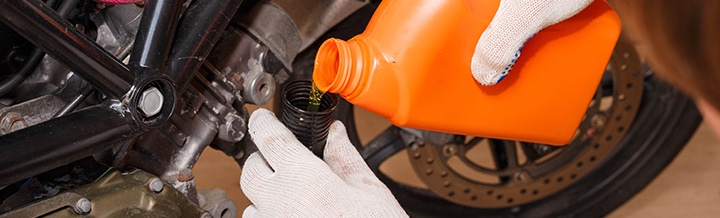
[240,108,408,218]
[471,0,593,85]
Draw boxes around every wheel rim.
[359,37,645,208]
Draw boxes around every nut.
[242,71,275,105]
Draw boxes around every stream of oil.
[308,82,324,112]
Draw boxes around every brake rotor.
[407,36,644,208]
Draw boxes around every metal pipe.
[130,0,183,73]
[0,105,135,187]
[53,85,94,118]
[168,0,244,93]
[0,0,133,98]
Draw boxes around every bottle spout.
[312,37,401,122]
[313,38,345,94]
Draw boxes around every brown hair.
[612,0,720,110]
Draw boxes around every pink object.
[95,0,143,4]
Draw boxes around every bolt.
[218,113,246,142]
[178,169,194,182]
[201,212,213,218]
[442,144,457,157]
[148,177,164,193]
[1,112,27,134]
[138,87,164,117]
[513,171,531,183]
[590,114,607,128]
[74,198,92,214]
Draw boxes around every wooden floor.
[194,107,720,217]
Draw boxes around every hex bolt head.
[138,87,164,117]
[74,198,92,214]
[148,177,164,193]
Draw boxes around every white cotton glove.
[471,0,593,85]
[240,108,408,218]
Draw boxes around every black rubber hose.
[0,0,78,97]
[0,48,44,97]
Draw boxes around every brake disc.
[407,37,644,208]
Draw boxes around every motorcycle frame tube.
[130,0,183,73]
[0,106,134,186]
[168,0,245,93]
[0,0,242,187]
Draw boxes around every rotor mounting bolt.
[590,114,607,128]
[138,87,164,117]
[513,171,531,183]
[74,198,92,214]
[442,144,457,157]
[148,177,164,193]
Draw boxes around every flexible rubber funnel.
[281,80,337,157]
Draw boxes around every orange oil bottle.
[312,0,621,145]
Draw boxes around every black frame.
[0,0,243,186]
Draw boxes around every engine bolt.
[148,177,164,193]
[74,198,92,214]
[138,87,164,117]
[0,112,27,134]
[218,113,246,142]
[178,169,194,182]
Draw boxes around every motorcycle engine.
[0,0,366,217]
